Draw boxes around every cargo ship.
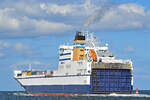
[14,31,133,95]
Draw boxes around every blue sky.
[0,0,150,91]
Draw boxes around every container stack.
[91,69,132,93]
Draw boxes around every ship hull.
[15,68,133,94]
[16,75,92,94]
[23,85,132,95]
[23,85,91,94]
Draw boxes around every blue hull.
[23,85,91,94]
[23,84,132,94]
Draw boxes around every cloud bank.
[0,0,150,38]
[0,41,37,58]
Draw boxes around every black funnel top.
[74,31,85,40]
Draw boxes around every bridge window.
[59,48,64,54]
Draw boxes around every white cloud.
[40,4,74,16]
[13,61,42,65]
[87,3,150,31]
[124,46,134,53]
[12,42,40,58]
[0,8,20,31]
[0,41,10,49]
[0,1,150,38]
[0,41,39,58]
[0,41,10,47]
[0,41,10,58]
[14,42,30,52]
[39,1,148,31]
[40,3,47,10]
[118,3,145,16]
[0,52,5,57]
[0,8,73,38]
[40,0,95,16]
[0,41,31,53]
[29,18,72,33]
[21,17,73,34]
[14,1,42,17]
[35,20,72,33]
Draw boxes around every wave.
[11,92,150,98]
[86,93,150,98]
[12,92,33,96]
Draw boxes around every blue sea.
[1,90,150,100]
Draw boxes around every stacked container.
[91,69,133,93]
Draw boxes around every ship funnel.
[73,31,85,61]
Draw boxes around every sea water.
[0,90,150,100]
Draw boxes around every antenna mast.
[29,63,32,71]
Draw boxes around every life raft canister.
[90,49,97,62]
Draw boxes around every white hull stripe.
[17,76,91,85]
[16,74,91,79]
